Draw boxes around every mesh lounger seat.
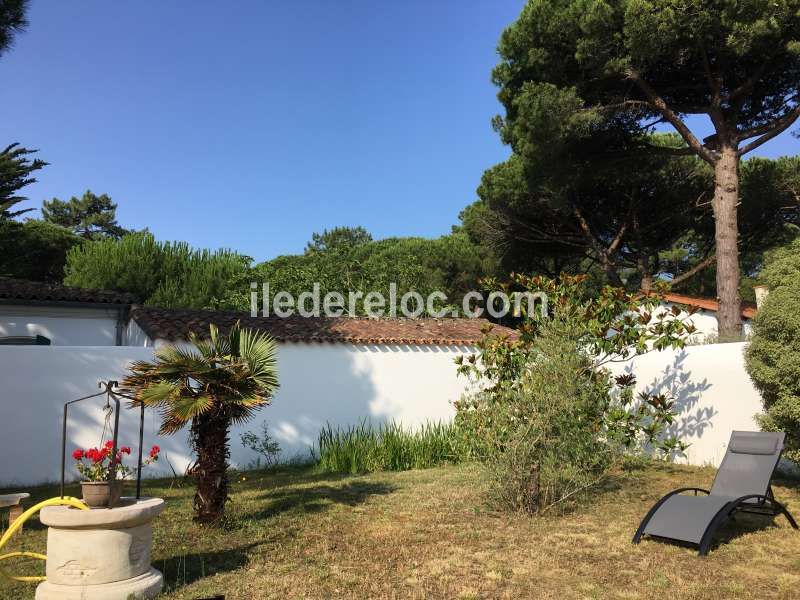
[632,431,798,555]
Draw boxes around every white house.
[0,278,135,346]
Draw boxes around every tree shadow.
[156,479,396,594]
[157,542,262,594]
[246,480,397,521]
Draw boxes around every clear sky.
[2,1,797,262]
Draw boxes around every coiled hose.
[0,497,88,582]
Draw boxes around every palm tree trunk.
[190,409,230,524]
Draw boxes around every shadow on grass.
[246,480,397,521]
[157,542,262,595]
[157,479,396,594]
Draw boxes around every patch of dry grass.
[1,462,798,599]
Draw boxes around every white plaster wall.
[609,342,762,467]
[236,343,473,460]
[0,346,183,487]
[0,341,767,485]
[0,305,120,346]
[0,343,474,485]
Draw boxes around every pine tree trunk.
[190,408,230,524]
[712,147,742,339]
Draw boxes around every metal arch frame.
[632,486,798,555]
[631,487,710,545]
[60,380,147,500]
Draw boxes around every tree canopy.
[0,219,82,282]
[492,0,800,336]
[41,190,131,239]
[0,0,27,57]
[305,226,373,253]
[0,143,46,220]
[64,231,250,308]
[223,228,497,315]
[465,152,800,294]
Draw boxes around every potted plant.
[72,441,160,507]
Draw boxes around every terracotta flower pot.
[80,480,123,508]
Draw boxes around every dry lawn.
[1,462,799,599]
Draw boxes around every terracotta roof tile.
[130,306,518,346]
[661,292,757,319]
[0,278,137,305]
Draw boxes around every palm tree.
[122,322,278,523]
[0,0,29,58]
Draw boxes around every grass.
[317,420,466,473]
[0,462,799,599]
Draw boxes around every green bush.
[317,420,467,474]
[455,274,691,514]
[0,219,82,282]
[64,231,249,309]
[745,235,800,463]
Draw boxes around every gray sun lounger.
[633,431,798,555]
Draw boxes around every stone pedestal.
[35,497,165,600]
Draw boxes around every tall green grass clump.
[317,420,467,474]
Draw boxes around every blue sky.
[1,1,797,262]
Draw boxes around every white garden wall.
[0,341,766,486]
[608,342,761,467]
[0,343,473,486]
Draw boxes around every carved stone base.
[36,497,165,600]
[35,567,163,600]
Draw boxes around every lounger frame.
[633,486,798,555]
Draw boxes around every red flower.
[120,446,132,455]
[149,445,160,459]
[86,448,103,463]
[104,440,115,450]
[72,449,84,461]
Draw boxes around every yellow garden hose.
[0,496,88,582]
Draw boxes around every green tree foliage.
[122,323,279,523]
[491,0,800,337]
[0,220,81,281]
[465,139,713,289]
[224,228,497,315]
[0,0,27,57]
[745,234,800,463]
[455,275,693,513]
[64,231,250,308]
[0,143,46,220]
[41,190,131,239]
[467,152,800,294]
[306,225,373,253]
[673,156,800,300]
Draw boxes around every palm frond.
[122,323,279,433]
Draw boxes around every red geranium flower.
[72,449,84,460]
[104,440,115,450]
[88,448,104,464]
[120,446,132,455]
[149,445,160,459]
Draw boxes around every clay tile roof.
[0,278,137,305]
[130,306,519,346]
[661,292,757,319]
